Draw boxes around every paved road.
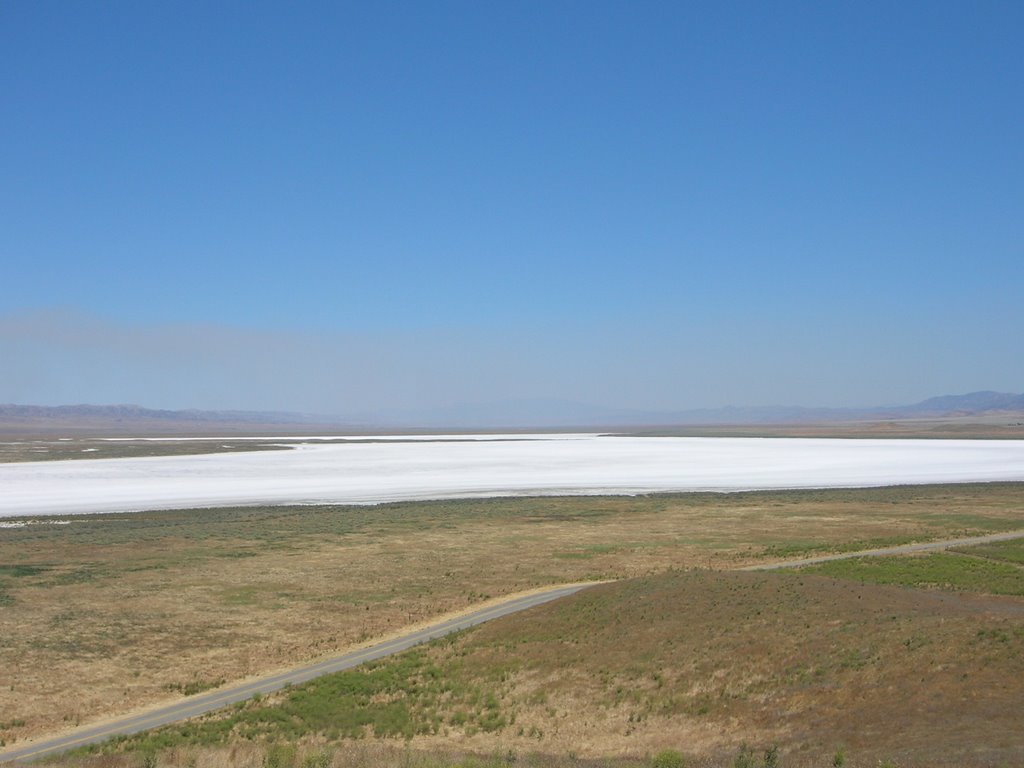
[0,584,592,764]
[741,528,1024,571]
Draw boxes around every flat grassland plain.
[1,436,1023,767]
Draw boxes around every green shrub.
[731,745,781,768]
[733,744,757,768]
[651,749,686,768]
[301,750,332,768]
[264,744,296,768]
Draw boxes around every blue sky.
[2,1,1022,414]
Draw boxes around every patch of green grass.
[216,550,260,559]
[921,512,1020,532]
[761,535,920,559]
[0,564,50,577]
[801,552,1024,595]
[35,564,109,587]
[165,679,226,696]
[83,648,506,754]
[952,537,1024,565]
[221,586,261,606]
[553,544,624,560]
[554,540,696,560]
[0,564,53,604]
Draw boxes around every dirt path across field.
[740,529,1024,571]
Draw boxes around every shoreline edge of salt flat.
[2,435,1024,518]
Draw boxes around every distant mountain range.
[0,404,348,434]
[0,403,332,425]
[1,391,1022,432]
[372,391,1024,428]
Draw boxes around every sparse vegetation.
[651,750,685,768]
[164,679,226,697]
[5,742,915,768]
[760,536,919,559]
[952,537,1024,565]
[0,718,26,730]
[2,484,1022,763]
[800,552,1024,595]
[80,649,515,753]
[45,567,1024,767]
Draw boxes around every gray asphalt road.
[0,584,591,765]
[740,528,1024,571]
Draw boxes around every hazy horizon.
[2,308,1022,418]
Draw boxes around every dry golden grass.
[30,742,652,768]
[1,484,1022,750]
[418,570,1024,764]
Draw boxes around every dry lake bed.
[3,434,1024,517]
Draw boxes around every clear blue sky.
[1,1,1021,415]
